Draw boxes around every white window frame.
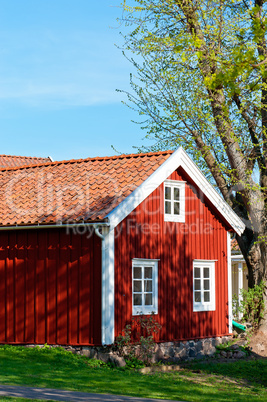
[132,259,158,316]
[193,260,216,312]
[164,180,186,222]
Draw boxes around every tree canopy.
[120,0,267,288]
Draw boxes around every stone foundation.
[24,336,232,365]
[56,335,231,364]
[151,336,230,363]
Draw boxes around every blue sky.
[0,0,148,161]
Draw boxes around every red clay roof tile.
[0,151,173,226]
[231,238,240,253]
[0,154,52,168]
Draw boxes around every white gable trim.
[179,150,245,235]
[106,147,184,229]
[106,147,245,236]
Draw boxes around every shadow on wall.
[0,228,102,346]
[113,184,229,345]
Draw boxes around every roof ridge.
[0,154,49,160]
[0,150,174,173]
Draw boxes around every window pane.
[204,279,210,290]
[174,202,180,215]
[194,267,201,278]
[204,267,210,278]
[194,279,201,291]
[165,186,171,200]
[204,292,210,302]
[174,187,180,201]
[145,294,152,305]
[194,291,201,302]
[134,294,142,306]
[165,201,171,214]
[144,280,152,292]
[144,267,152,279]
[133,281,142,292]
[133,267,142,279]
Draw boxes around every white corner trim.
[106,147,245,236]
[227,232,233,333]
[101,227,115,345]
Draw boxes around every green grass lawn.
[0,345,266,402]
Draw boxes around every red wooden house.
[0,147,245,347]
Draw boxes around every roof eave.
[0,220,110,231]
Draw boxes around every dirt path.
[248,330,267,358]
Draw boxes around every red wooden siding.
[115,167,230,342]
[0,229,101,345]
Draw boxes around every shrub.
[232,293,240,320]
[215,341,250,356]
[114,324,132,356]
[240,281,265,328]
[125,356,145,369]
[115,314,161,364]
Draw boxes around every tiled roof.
[0,151,173,226]
[231,238,240,253]
[0,155,52,168]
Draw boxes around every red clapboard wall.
[115,167,230,342]
[0,229,102,345]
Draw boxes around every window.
[132,259,158,315]
[193,260,216,312]
[164,180,185,222]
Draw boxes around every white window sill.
[164,214,185,223]
[193,303,216,312]
[133,308,158,316]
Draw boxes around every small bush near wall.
[115,314,161,363]
[114,315,231,364]
[234,281,266,329]
[232,293,240,320]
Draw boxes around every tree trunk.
[239,236,266,287]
